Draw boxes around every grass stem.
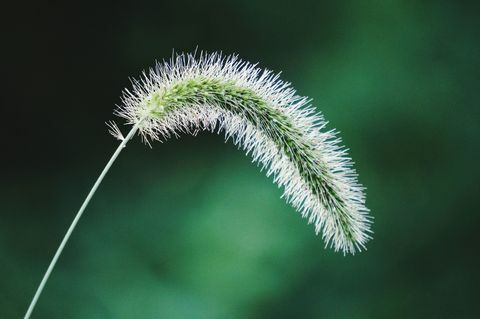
[24,122,141,319]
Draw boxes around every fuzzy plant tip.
[114,52,372,254]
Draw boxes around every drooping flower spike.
[24,51,372,319]
[115,52,372,254]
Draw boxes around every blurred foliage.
[1,0,479,318]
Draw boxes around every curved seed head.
[114,52,372,254]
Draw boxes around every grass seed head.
[115,51,372,254]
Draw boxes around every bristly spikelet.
[114,52,372,254]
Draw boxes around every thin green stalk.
[24,122,141,319]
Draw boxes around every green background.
[2,0,479,318]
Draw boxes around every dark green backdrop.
[2,0,479,318]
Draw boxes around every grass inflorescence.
[116,52,372,254]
